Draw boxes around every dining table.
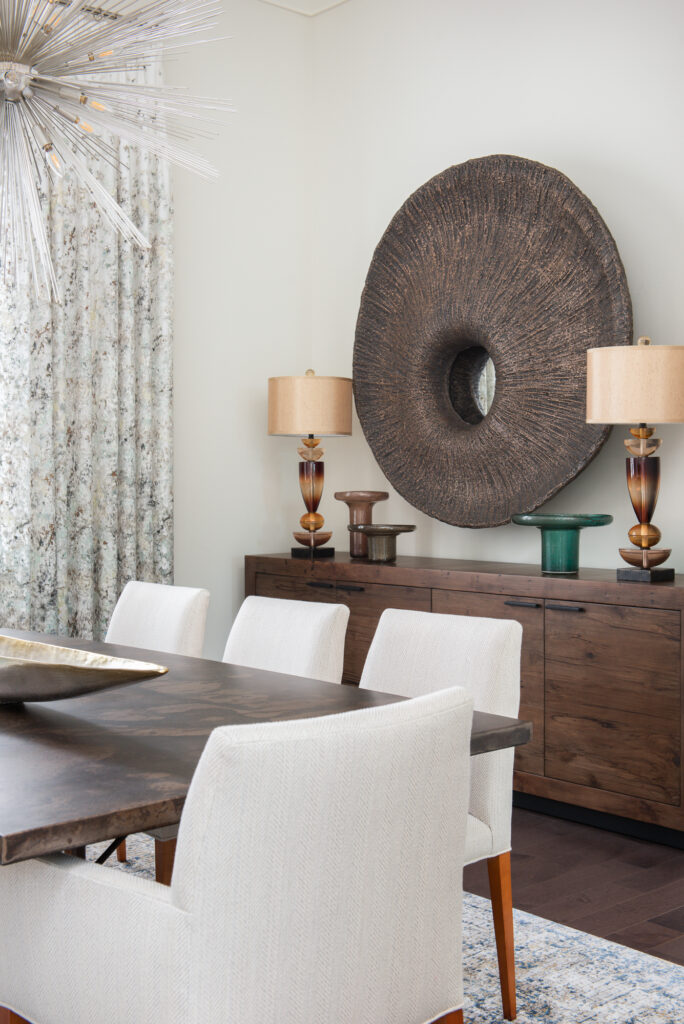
[0,630,532,872]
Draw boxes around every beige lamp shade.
[268,372,353,436]
[587,340,684,424]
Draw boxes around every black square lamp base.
[617,566,675,583]
[290,547,335,559]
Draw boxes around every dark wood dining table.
[0,631,532,867]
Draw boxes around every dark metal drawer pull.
[306,581,334,590]
[504,600,541,609]
[546,603,585,613]
[337,584,365,593]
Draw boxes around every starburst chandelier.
[0,0,225,298]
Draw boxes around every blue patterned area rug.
[89,836,684,1024]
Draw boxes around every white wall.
[169,0,313,657]
[172,0,684,656]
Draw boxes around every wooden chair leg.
[155,837,177,886]
[116,838,127,862]
[1,1009,31,1023]
[487,850,516,1021]
[433,1011,463,1024]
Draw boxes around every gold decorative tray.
[0,635,168,703]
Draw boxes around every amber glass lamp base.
[618,428,673,583]
[292,437,335,558]
[618,546,671,570]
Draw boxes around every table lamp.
[268,370,352,558]
[586,337,684,581]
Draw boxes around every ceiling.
[257,0,350,16]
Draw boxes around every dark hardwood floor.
[464,808,684,968]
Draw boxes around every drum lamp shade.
[587,343,684,424]
[268,373,353,436]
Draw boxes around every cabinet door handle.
[504,600,541,609]
[546,603,586,613]
[306,581,334,590]
[337,584,365,593]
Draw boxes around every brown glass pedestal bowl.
[348,524,416,563]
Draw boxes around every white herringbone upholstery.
[223,595,349,684]
[105,580,210,658]
[360,608,522,864]
[0,688,473,1024]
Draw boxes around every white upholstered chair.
[223,595,349,684]
[148,594,349,884]
[106,580,210,658]
[360,608,522,1021]
[0,687,473,1024]
[105,580,210,867]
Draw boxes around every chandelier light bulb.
[48,150,63,176]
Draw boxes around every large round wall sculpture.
[353,155,633,528]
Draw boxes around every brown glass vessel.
[334,490,389,557]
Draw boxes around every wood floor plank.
[605,920,680,953]
[521,878,642,924]
[506,849,653,905]
[647,933,684,965]
[570,880,684,936]
[616,853,684,891]
[649,905,684,931]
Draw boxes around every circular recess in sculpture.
[449,345,496,424]
[353,154,633,527]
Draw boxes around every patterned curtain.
[0,72,173,640]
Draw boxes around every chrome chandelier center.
[0,62,35,101]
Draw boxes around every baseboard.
[513,792,684,850]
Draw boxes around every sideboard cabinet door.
[545,600,681,806]
[432,589,544,776]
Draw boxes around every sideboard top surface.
[246,553,684,608]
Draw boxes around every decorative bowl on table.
[511,513,613,574]
[0,634,168,704]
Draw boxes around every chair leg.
[116,838,127,862]
[155,837,177,886]
[487,851,516,1021]
[434,1011,463,1024]
[1,1010,31,1023]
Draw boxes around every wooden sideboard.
[245,553,684,833]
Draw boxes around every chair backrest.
[105,581,210,658]
[360,608,522,856]
[172,687,473,1024]
[223,595,349,684]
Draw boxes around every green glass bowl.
[512,513,613,574]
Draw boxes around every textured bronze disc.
[353,155,632,527]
